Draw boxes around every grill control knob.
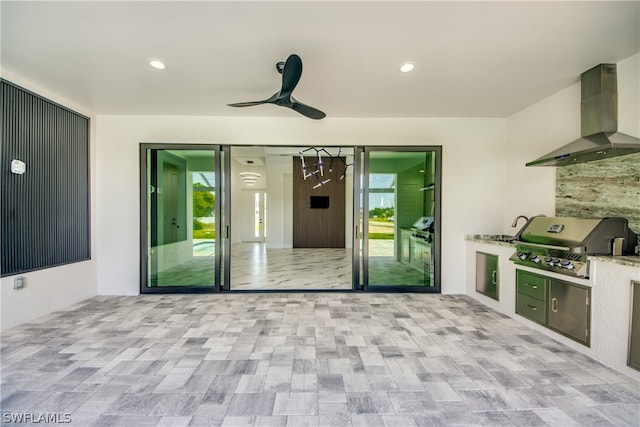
[544,257,554,266]
[552,258,561,266]
[529,254,540,263]
[517,252,528,260]
[560,260,574,270]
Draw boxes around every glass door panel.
[141,145,223,292]
[361,148,440,292]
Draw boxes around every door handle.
[491,270,497,285]
[551,297,558,312]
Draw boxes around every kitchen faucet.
[511,215,529,228]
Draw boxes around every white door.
[241,189,266,242]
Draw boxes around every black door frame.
[358,146,442,293]
[140,143,225,294]
[139,144,441,293]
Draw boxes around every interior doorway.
[241,189,266,242]
[229,146,354,291]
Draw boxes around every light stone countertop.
[590,255,640,268]
[464,234,640,268]
[464,234,517,248]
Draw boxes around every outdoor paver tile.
[226,392,276,416]
[272,392,318,416]
[1,293,638,426]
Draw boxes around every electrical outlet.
[14,276,25,290]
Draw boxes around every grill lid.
[518,216,637,255]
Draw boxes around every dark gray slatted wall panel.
[1,80,90,276]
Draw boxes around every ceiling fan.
[227,54,326,120]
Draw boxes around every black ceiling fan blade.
[290,100,326,120]
[280,54,302,97]
[227,101,268,107]
[227,92,279,107]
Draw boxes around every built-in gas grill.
[509,216,638,278]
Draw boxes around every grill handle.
[517,242,573,252]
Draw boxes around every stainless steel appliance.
[527,64,640,167]
[476,252,499,300]
[509,216,638,278]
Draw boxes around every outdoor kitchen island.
[465,235,640,381]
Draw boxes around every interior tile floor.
[231,245,352,290]
[2,293,639,426]
[155,241,431,290]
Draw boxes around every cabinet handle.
[551,297,558,313]
[491,270,497,285]
[526,304,537,311]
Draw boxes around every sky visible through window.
[193,172,215,188]
[370,173,395,208]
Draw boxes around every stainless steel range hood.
[527,64,640,167]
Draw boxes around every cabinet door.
[401,232,411,263]
[548,280,590,346]
[476,252,498,300]
[629,281,640,371]
[410,242,424,270]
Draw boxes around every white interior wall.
[265,155,293,249]
[95,116,510,295]
[0,71,98,331]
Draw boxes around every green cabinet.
[516,269,591,346]
[516,270,546,324]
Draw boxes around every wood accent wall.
[293,156,345,248]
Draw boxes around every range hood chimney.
[527,63,640,167]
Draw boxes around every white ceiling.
[1,1,638,119]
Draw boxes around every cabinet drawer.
[516,270,546,300]
[516,293,546,324]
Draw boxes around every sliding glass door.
[139,144,439,293]
[140,144,229,293]
[357,147,441,292]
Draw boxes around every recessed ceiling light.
[149,60,166,70]
[400,62,415,73]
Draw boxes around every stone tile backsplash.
[556,152,640,234]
